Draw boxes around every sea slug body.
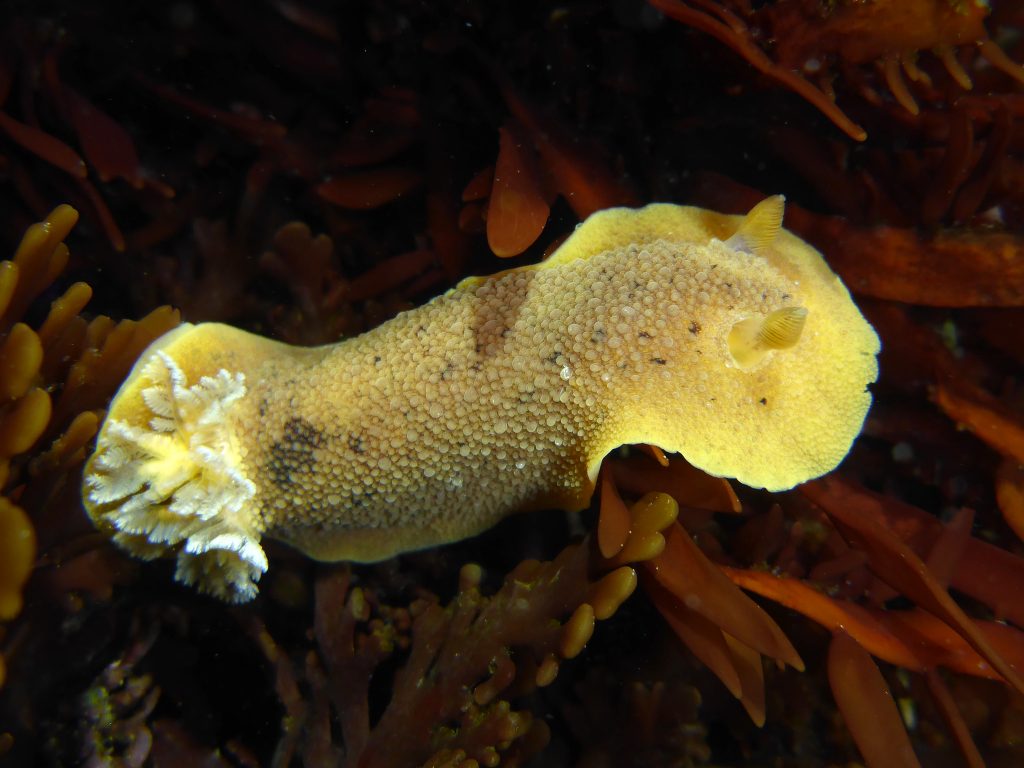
[83,198,880,601]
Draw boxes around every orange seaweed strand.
[486,124,550,257]
[828,631,922,768]
[648,0,867,141]
[996,459,1024,545]
[804,477,1024,695]
[647,522,802,671]
[0,110,87,178]
[317,167,422,210]
[925,670,986,768]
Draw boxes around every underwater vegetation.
[2,1,1024,766]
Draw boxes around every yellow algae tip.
[83,197,879,601]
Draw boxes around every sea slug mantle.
[82,197,880,601]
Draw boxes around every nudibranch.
[82,197,879,601]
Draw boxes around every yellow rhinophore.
[82,196,880,601]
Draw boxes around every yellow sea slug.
[82,197,879,601]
